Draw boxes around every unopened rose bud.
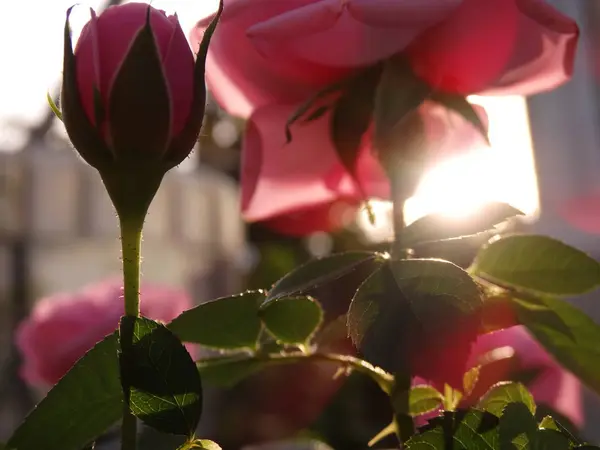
[61,1,222,219]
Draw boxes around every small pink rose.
[16,278,193,387]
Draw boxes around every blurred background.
[1,0,600,448]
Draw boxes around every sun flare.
[359,96,539,241]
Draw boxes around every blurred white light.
[212,119,239,148]
[359,96,539,241]
[356,200,393,243]
[305,232,334,258]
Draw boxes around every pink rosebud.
[15,278,193,387]
[61,2,222,219]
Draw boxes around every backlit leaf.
[267,252,384,302]
[260,296,323,347]
[8,334,122,450]
[408,409,499,449]
[513,295,600,397]
[169,291,264,351]
[120,316,202,436]
[400,202,522,248]
[472,235,600,295]
[478,382,535,418]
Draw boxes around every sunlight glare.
[359,96,539,242]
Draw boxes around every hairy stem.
[120,217,143,316]
[119,216,144,450]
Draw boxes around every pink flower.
[62,2,214,171]
[469,326,583,427]
[416,326,583,428]
[241,101,488,234]
[557,190,600,234]
[192,0,578,118]
[191,0,577,234]
[16,278,192,387]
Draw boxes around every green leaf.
[169,291,264,351]
[177,439,222,450]
[463,366,480,397]
[534,429,571,450]
[408,409,499,449]
[400,202,523,248]
[499,403,573,450]
[197,356,266,387]
[349,259,482,346]
[347,260,483,378]
[267,251,384,301]
[119,316,202,436]
[499,402,537,450]
[538,416,559,431]
[471,235,600,295]
[405,385,444,417]
[513,295,600,396]
[8,334,122,450]
[478,382,535,418]
[430,92,490,144]
[260,296,323,347]
[368,420,397,447]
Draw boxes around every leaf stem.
[201,351,395,394]
[119,216,144,450]
[389,166,414,260]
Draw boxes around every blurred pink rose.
[240,101,488,234]
[16,278,192,387]
[557,190,600,234]
[192,0,577,118]
[416,326,583,428]
[191,0,577,235]
[470,326,583,427]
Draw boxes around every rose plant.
[3,1,600,450]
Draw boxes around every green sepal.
[99,165,164,223]
[61,6,113,171]
[166,0,224,168]
[108,5,171,162]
